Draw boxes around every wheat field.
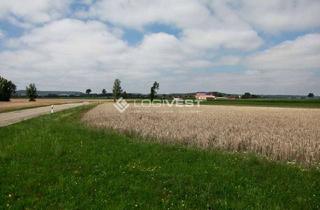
[82,103,320,165]
[0,98,112,113]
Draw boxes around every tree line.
[0,76,161,102]
[84,79,160,102]
[0,76,38,101]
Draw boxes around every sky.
[0,0,319,95]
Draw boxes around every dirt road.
[0,102,88,127]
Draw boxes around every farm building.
[195,92,216,100]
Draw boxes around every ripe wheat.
[82,104,320,165]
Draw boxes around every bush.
[308,93,314,98]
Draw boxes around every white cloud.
[88,0,263,51]
[235,33,320,94]
[0,30,4,39]
[89,0,209,29]
[163,33,320,95]
[0,0,320,94]
[0,19,129,90]
[0,0,72,25]
[0,19,217,92]
[1,19,319,94]
[213,56,242,66]
[246,33,320,71]
[235,0,320,33]
[129,33,211,71]
[182,28,262,51]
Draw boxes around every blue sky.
[0,0,320,95]
[122,23,182,46]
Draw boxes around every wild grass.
[1,105,320,209]
[83,104,320,165]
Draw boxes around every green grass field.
[0,106,319,209]
[126,98,320,108]
[201,99,320,108]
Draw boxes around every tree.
[26,83,37,101]
[86,89,92,95]
[122,91,128,99]
[102,89,107,95]
[150,81,160,102]
[308,93,315,98]
[112,79,122,102]
[0,76,16,101]
[242,92,252,99]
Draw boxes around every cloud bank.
[0,0,319,94]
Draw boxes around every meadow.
[0,105,319,209]
[83,104,320,165]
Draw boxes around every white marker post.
[51,105,54,114]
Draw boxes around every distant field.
[83,104,320,165]
[0,105,319,209]
[201,99,320,108]
[0,98,112,113]
[2,98,318,113]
